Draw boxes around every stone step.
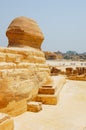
[35,94,57,105]
[27,101,42,112]
[38,86,56,95]
[42,85,53,88]
[35,76,66,105]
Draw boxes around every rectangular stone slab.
[38,87,56,95]
[27,101,42,112]
[35,94,57,105]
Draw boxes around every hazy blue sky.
[0,0,86,53]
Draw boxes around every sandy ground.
[46,60,86,72]
[14,79,86,130]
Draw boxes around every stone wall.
[0,47,51,115]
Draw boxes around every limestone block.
[38,86,55,95]
[35,94,57,105]
[73,69,78,74]
[6,53,16,62]
[0,113,14,130]
[0,47,46,67]
[42,85,53,88]
[66,67,73,75]
[0,67,51,110]
[0,62,16,70]
[27,101,42,112]
[0,47,6,53]
[35,76,66,105]
[68,75,86,81]
[51,67,61,75]
[38,68,50,73]
[0,14,52,115]
[16,62,35,69]
[35,63,49,68]
[0,99,27,116]
[6,16,44,49]
[0,53,6,62]
[76,67,86,75]
[6,53,23,63]
[8,100,27,116]
[0,46,46,58]
[0,47,51,113]
[28,56,45,63]
[22,55,45,63]
[4,47,46,64]
[16,63,50,75]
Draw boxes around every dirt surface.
[14,79,86,130]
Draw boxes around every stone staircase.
[34,76,66,105]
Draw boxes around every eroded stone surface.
[35,76,66,105]
[0,47,50,113]
[0,113,14,130]
[27,101,42,112]
[0,17,51,116]
[6,16,44,49]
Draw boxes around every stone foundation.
[27,101,42,112]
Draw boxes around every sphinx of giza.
[0,16,51,116]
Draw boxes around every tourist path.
[14,79,86,130]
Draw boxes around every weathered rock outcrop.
[6,16,44,49]
[0,16,51,116]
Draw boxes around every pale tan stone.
[0,53,6,62]
[0,16,51,116]
[35,76,66,105]
[0,62,16,69]
[27,101,42,112]
[35,94,57,105]
[0,113,14,130]
[6,16,44,49]
[38,86,55,95]
[0,100,27,116]
[6,53,23,63]
[0,67,51,112]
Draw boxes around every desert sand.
[46,60,86,72]
[14,78,86,130]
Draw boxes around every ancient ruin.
[0,16,66,129]
[66,67,86,80]
[48,63,86,81]
[0,16,51,117]
[6,16,44,49]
